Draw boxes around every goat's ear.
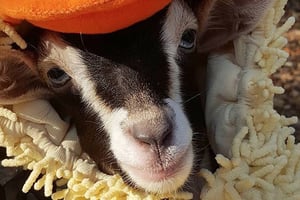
[196,0,273,52]
[0,49,51,104]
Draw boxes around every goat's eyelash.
[79,33,89,53]
[27,43,38,51]
[183,91,206,105]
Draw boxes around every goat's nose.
[128,117,173,146]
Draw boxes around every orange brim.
[0,0,171,34]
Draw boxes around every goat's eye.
[47,67,70,88]
[179,29,196,52]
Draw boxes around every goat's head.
[36,2,199,192]
[0,0,272,195]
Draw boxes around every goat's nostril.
[130,119,173,146]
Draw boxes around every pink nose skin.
[122,113,174,168]
[122,105,175,150]
[130,117,173,147]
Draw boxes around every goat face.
[0,0,272,195]
[36,1,199,193]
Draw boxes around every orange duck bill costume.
[0,0,171,34]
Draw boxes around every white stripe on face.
[161,0,198,103]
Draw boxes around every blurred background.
[273,0,300,141]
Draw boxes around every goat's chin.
[120,145,194,194]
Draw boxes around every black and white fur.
[37,2,203,193]
[0,0,272,198]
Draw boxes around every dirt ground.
[272,1,300,141]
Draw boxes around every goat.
[0,0,272,198]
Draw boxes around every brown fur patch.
[0,50,50,104]
[198,0,273,52]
